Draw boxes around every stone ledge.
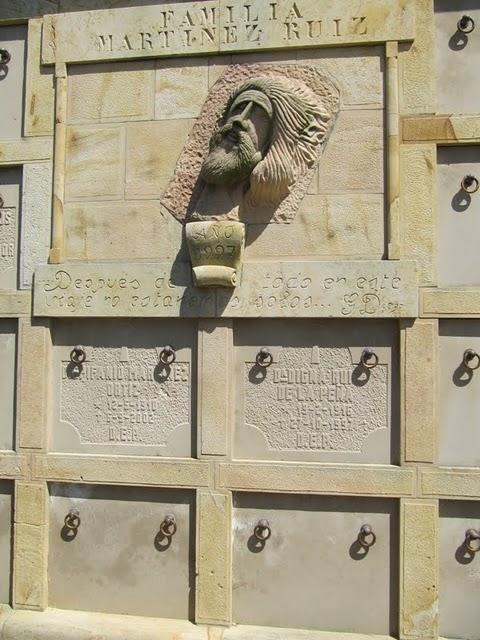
[0,138,53,165]
[218,462,415,497]
[32,454,211,488]
[0,606,398,640]
[421,288,480,317]
[0,291,31,317]
[402,115,480,144]
[421,467,480,500]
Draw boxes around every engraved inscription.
[245,347,388,452]
[61,347,190,446]
[34,261,418,318]
[0,208,16,276]
[42,0,415,64]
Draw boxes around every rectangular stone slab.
[51,319,195,457]
[232,493,398,634]
[34,261,418,318]
[48,484,194,618]
[41,0,415,65]
[439,500,480,640]
[234,319,398,464]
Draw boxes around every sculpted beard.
[200,122,262,186]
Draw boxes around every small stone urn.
[185,220,245,287]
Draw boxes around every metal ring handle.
[357,524,376,548]
[465,528,480,553]
[360,348,379,369]
[463,349,480,370]
[70,345,86,365]
[64,509,80,530]
[0,49,10,65]
[256,348,273,368]
[159,514,177,537]
[461,175,479,194]
[159,345,176,365]
[458,15,475,34]
[253,519,271,541]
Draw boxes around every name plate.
[42,0,415,65]
[34,261,418,318]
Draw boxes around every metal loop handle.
[254,518,271,541]
[64,508,80,530]
[465,528,480,553]
[70,345,86,365]
[256,348,273,368]
[463,349,480,370]
[357,524,376,548]
[0,49,10,65]
[458,15,475,34]
[160,514,177,537]
[159,345,176,365]
[461,175,479,194]
[360,348,379,369]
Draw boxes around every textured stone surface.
[64,125,125,200]
[20,163,52,289]
[68,61,154,123]
[24,19,54,136]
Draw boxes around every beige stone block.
[198,321,232,456]
[32,454,211,487]
[125,120,194,198]
[64,125,125,201]
[0,292,30,317]
[219,463,415,497]
[245,194,384,260]
[13,522,48,609]
[301,46,384,109]
[399,0,435,114]
[0,138,53,165]
[15,483,47,527]
[24,19,54,136]
[400,500,438,640]
[421,468,480,499]
[68,61,154,124]
[1,607,208,639]
[421,288,480,318]
[318,110,384,193]
[17,319,50,451]
[155,59,208,119]
[0,454,26,479]
[403,115,480,144]
[196,491,231,625]
[403,320,437,464]
[65,201,183,261]
[400,144,436,286]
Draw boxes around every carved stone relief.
[161,64,340,287]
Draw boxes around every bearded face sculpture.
[161,64,339,286]
[198,75,337,215]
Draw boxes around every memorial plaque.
[435,1,480,115]
[439,320,480,467]
[49,484,194,618]
[439,500,480,640]
[52,319,195,456]
[234,319,398,463]
[233,493,398,634]
[438,147,480,287]
[0,320,16,451]
[0,168,20,291]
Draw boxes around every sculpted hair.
[223,75,334,207]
